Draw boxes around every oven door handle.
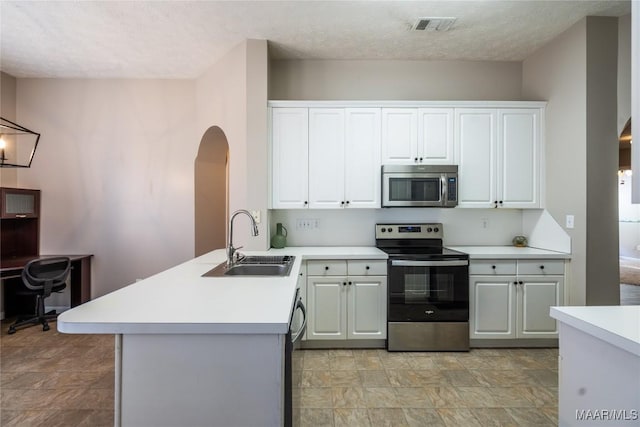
[391,260,469,267]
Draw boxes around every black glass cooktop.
[379,246,468,259]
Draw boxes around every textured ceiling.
[0,0,631,79]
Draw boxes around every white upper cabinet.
[455,109,498,208]
[309,108,381,209]
[498,109,540,208]
[418,108,455,164]
[382,108,454,164]
[271,108,309,209]
[456,108,541,208]
[344,108,381,208]
[308,108,346,209]
[381,109,418,164]
[270,102,544,210]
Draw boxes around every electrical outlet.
[296,219,319,230]
[481,218,489,229]
[565,215,574,229]
[250,210,261,224]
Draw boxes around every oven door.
[388,259,469,322]
[382,172,445,207]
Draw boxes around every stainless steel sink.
[202,255,295,277]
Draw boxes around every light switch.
[565,215,574,229]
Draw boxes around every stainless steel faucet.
[227,209,259,267]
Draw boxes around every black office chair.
[8,257,71,334]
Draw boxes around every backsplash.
[270,208,524,247]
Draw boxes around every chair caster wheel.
[43,324,50,332]
[8,327,16,335]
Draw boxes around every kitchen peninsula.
[57,247,386,427]
[550,306,640,426]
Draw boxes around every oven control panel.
[375,223,443,239]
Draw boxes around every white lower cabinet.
[470,259,564,340]
[306,260,387,340]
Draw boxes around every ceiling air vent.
[412,17,457,32]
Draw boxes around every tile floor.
[0,320,115,426]
[295,347,558,427]
[0,318,558,427]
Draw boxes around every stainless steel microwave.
[382,165,458,208]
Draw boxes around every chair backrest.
[22,257,72,296]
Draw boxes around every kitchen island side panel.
[558,323,640,426]
[119,333,284,427]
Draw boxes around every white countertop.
[449,246,571,259]
[550,306,640,357]
[58,246,387,336]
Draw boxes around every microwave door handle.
[441,175,447,203]
[391,260,469,267]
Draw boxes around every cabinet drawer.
[347,260,387,276]
[469,260,516,275]
[517,260,564,275]
[307,260,347,276]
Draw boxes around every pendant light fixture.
[0,117,40,168]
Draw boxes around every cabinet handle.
[513,281,518,285]
[342,282,347,286]
[348,281,352,286]
[519,281,523,285]
[494,201,498,209]
[346,201,350,205]
[499,201,503,205]
[304,201,308,205]
[491,265,496,270]
[366,266,370,270]
[419,157,423,162]
[414,157,418,162]
[15,214,27,218]
[325,266,329,271]
[540,265,545,270]
[341,201,345,205]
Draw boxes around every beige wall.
[585,17,620,305]
[523,17,621,305]
[196,40,269,251]
[269,59,522,100]
[618,14,632,134]
[1,72,18,187]
[16,79,197,297]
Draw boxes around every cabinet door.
[347,276,387,340]
[455,109,498,208]
[1,188,40,218]
[517,276,564,339]
[306,276,347,340]
[418,108,454,164]
[470,275,517,339]
[381,108,418,164]
[344,108,381,208]
[498,109,540,208]
[308,109,345,209]
[271,108,309,208]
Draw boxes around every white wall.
[618,173,640,258]
[1,72,18,186]
[271,208,523,247]
[16,79,197,297]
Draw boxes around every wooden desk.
[1,255,93,314]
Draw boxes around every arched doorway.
[195,126,229,256]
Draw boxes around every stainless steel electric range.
[376,223,470,351]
